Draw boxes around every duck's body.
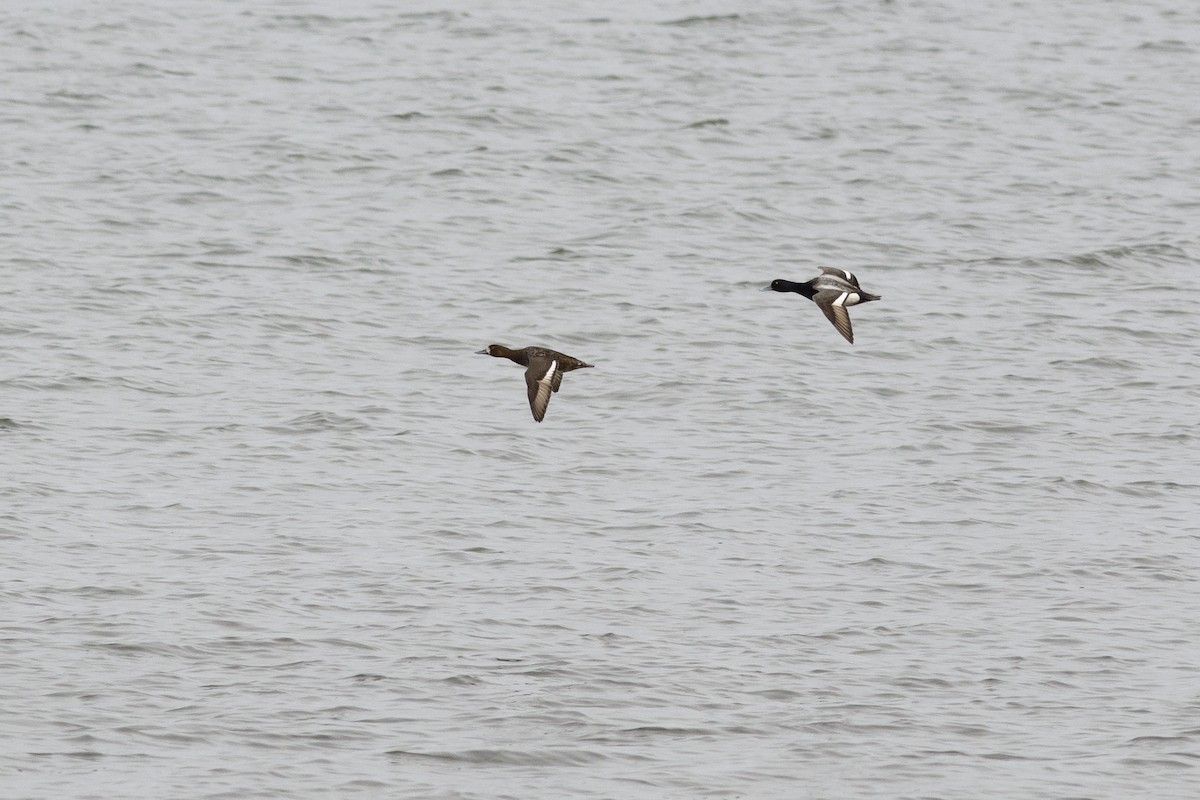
[475,344,594,422]
[763,267,881,344]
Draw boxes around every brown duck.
[475,344,594,422]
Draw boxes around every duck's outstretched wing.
[525,359,559,422]
[819,266,860,288]
[812,290,855,344]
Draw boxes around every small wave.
[29,750,106,761]
[510,247,585,263]
[1048,356,1137,370]
[386,747,607,766]
[264,411,370,433]
[1127,734,1191,745]
[1136,40,1192,52]
[1064,243,1190,269]
[620,725,712,736]
[268,14,371,29]
[272,254,346,268]
[662,14,742,26]
[46,90,109,104]
[1119,757,1193,768]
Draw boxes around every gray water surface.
[3,2,1199,798]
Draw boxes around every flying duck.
[762,267,881,344]
[475,344,594,422]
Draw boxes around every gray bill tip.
[474,348,488,355]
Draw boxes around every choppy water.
[3,2,1199,798]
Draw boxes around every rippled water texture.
[3,2,1199,798]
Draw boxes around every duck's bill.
[474,348,489,355]
[759,285,774,291]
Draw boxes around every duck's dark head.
[475,344,508,357]
[762,278,804,293]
